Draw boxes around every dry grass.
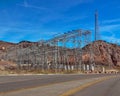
[0,69,83,75]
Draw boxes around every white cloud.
[97,18,120,44]
[48,0,93,12]
[100,18,120,34]
[100,24,120,32]
[0,24,60,42]
[102,35,120,44]
[0,27,11,38]
[102,18,120,24]
[16,0,48,11]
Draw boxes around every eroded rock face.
[0,61,17,70]
[83,40,120,67]
[0,41,15,51]
[0,40,120,69]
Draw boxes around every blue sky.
[0,0,120,43]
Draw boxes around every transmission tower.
[95,10,99,41]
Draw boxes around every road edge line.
[0,77,104,94]
[60,76,115,96]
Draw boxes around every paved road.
[0,74,118,93]
[73,75,120,96]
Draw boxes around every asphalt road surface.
[73,75,120,96]
[0,74,118,93]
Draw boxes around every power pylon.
[95,10,99,41]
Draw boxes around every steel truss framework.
[2,29,94,72]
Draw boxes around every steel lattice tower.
[95,10,99,41]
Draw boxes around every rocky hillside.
[0,40,120,70]
[0,41,37,70]
[0,40,15,51]
[83,40,120,67]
